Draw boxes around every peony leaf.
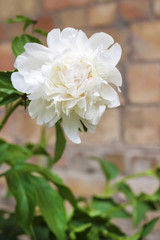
[92,197,130,219]
[91,157,119,181]
[12,34,41,58]
[34,28,48,37]
[8,163,77,207]
[0,212,23,239]
[30,176,67,240]
[0,139,32,165]
[53,122,66,165]
[0,71,21,106]
[6,15,37,32]
[117,182,135,202]
[6,172,36,236]
[141,217,159,238]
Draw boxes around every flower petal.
[107,43,122,66]
[14,52,43,73]
[24,43,51,61]
[96,64,122,87]
[11,72,26,93]
[107,98,120,108]
[94,43,122,67]
[81,119,96,133]
[101,83,119,101]
[47,28,61,49]
[88,32,114,51]
[60,27,78,40]
[63,112,82,144]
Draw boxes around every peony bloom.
[11,28,122,144]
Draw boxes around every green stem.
[113,168,155,188]
[30,225,36,240]
[0,99,22,131]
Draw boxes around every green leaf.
[34,28,48,37]
[92,197,130,219]
[25,143,53,166]
[0,140,32,165]
[117,182,135,202]
[53,122,66,165]
[0,71,21,106]
[106,223,126,237]
[12,34,41,58]
[0,211,23,240]
[124,229,142,240]
[5,172,36,235]
[133,201,150,228]
[0,93,20,106]
[141,218,159,238]
[6,15,37,32]
[91,157,119,181]
[10,163,77,207]
[30,176,67,240]
[0,71,14,88]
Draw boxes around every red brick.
[8,22,25,39]
[60,9,86,28]
[0,43,14,71]
[0,108,45,144]
[36,16,54,32]
[106,28,128,60]
[43,0,68,11]
[65,172,105,196]
[131,156,157,173]
[127,64,160,104]
[88,3,117,27]
[153,0,160,16]
[0,25,7,41]
[0,0,40,20]
[131,21,160,60]
[68,0,92,6]
[104,154,125,172]
[119,0,149,21]
[124,107,160,145]
[83,109,120,145]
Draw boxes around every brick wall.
[1,0,160,237]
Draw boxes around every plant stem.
[113,168,155,188]
[0,99,22,131]
[30,225,36,240]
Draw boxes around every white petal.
[81,119,96,133]
[29,99,57,125]
[46,115,60,128]
[28,99,43,119]
[15,52,43,73]
[60,27,78,40]
[63,112,82,144]
[24,43,50,61]
[85,105,105,125]
[76,30,88,46]
[88,32,114,51]
[47,28,61,49]
[94,43,122,67]
[101,83,119,101]
[107,98,120,108]
[96,64,122,87]
[11,72,26,92]
[107,43,122,66]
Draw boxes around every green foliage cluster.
[0,16,160,240]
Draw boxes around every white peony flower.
[11,28,122,144]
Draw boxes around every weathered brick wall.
[1,0,160,237]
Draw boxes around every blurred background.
[0,0,160,237]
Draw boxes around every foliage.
[0,15,159,240]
